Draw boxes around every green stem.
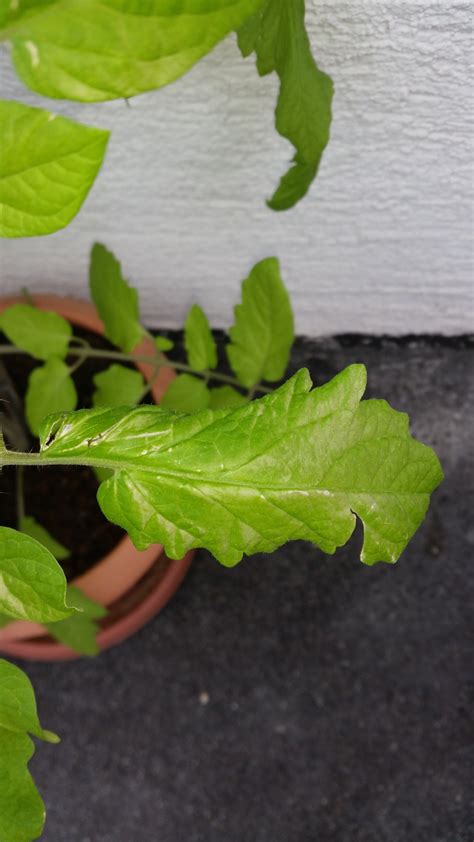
[0,344,271,394]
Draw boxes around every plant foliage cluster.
[0,0,333,236]
[0,245,443,840]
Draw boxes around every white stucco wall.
[0,1,472,334]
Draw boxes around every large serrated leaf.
[0,527,71,623]
[0,99,109,237]
[0,304,72,360]
[238,0,333,210]
[0,659,58,842]
[89,243,144,353]
[37,366,443,568]
[1,0,264,102]
[227,257,294,388]
[25,357,77,436]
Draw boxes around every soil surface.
[19,333,473,842]
[0,327,130,578]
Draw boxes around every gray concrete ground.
[23,337,473,842]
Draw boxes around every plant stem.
[0,345,272,394]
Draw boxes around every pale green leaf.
[238,0,333,210]
[45,586,106,657]
[19,515,70,561]
[92,364,145,408]
[227,257,294,388]
[0,527,71,623]
[154,336,174,352]
[0,304,71,360]
[89,243,144,353]
[0,99,109,237]
[161,374,210,414]
[37,365,443,568]
[1,0,264,101]
[0,658,58,742]
[184,305,217,371]
[209,386,248,409]
[25,357,77,436]
[0,659,58,842]
[0,729,45,842]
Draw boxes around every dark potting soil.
[0,327,133,580]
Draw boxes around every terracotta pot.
[0,295,193,660]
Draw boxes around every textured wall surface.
[0,1,472,334]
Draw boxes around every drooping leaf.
[0,304,72,360]
[0,658,58,743]
[227,257,294,388]
[0,99,109,237]
[92,364,145,408]
[45,586,106,657]
[209,386,248,409]
[0,527,71,623]
[154,336,174,352]
[1,0,264,101]
[161,374,210,414]
[37,366,443,568]
[184,305,217,371]
[89,243,144,353]
[238,0,333,210]
[0,659,59,842]
[19,515,70,561]
[25,357,77,436]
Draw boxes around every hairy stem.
[0,345,272,394]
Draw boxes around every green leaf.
[184,305,217,371]
[227,257,294,388]
[0,304,72,360]
[25,357,77,436]
[0,527,71,623]
[161,374,210,414]
[89,243,144,353]
[19,515,70,561]
[45,586,106,657]
[37,365,443,568]
[93,466,113,484]
[0,659,58,842]
[209,386,248,409]
[92,364,145,408]
[154,336,174,352]
[1,0,264,102]
[0,658,58,742]
[0,99,109,237]
[238,0,333,210]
